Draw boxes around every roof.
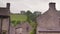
[15,21,31,29]
[57,11,60,17]
[0,3,10,16]
[0,7,10,16]
[37,27,60,32]
[37,2,60,32]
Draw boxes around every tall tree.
[26,10,32,23]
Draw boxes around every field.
[10,14,27,21]
[10,14,36,34]
[10,14,36,27]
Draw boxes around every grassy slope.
[10,14,27,21]
[10,14,36,27]
[10,14,36,34]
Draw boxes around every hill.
[10,14,27,21]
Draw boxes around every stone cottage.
[0,3,10,34]
[15,22,32,34]
[10,21,32,34]
[36,2,60,34]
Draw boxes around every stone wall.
[2,18,10,34]
[10,24,15,34]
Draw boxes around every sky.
[0,0,60,13]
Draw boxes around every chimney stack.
[49,2,56,10]
[7,3,10,9]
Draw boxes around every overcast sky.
[0,0,60,13]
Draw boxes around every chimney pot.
[49,2,56,10]
[7,3,10,9]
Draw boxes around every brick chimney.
[7,3,10,9]
[49,2,56,10]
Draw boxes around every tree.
[26,10,32,16]
[26,10,32,23]
[26,10,37,34]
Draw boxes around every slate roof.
[37,2,60,32]
[0,3,10,16]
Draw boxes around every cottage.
[36,2,60,34]
[15,22,32,34]
[0,3,10,34]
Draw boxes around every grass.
[10,14,27,22]
[10,14,37,34]
[10,14,36,27]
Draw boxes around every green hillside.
[10,13,37,34]
[10,14,27,26]
[10,14,27,21]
